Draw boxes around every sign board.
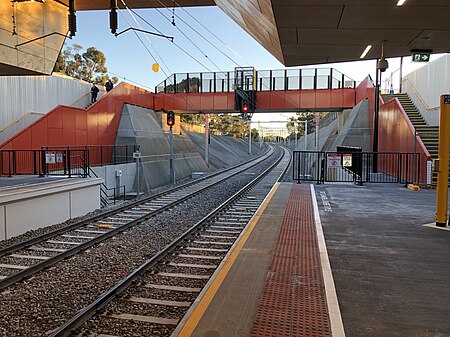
[56,153,63,163]
[444,95,450,105]
[133,152,141,159]
[412,51,431,63]
[45,153,56,164]
[342,154,352,167]
[327,153,341,168]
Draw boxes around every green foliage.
[251,128,259,141]
[165,77,200,93]
[181,113,250,138]
[53,44,115,85]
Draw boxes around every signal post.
[167,111,175,184]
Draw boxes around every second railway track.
[0,147,275,290]
[0,146,288,337]
[49,146,291,337]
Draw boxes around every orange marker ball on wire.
[152,63,160,73]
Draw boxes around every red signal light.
[242,104,249,112]
[167,111,175,126]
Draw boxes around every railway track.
[0,147,275,290]
[49,147,290,337]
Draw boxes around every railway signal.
[167,111,175,126]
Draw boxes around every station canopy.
[68,0,450,66]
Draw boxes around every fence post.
[8,151,11,177]
[316,152,321,184]
[405,154,409,186]
[12,151,16,176]
[101,146,103,166]
[67,149,71,178]
[40,150,45,177]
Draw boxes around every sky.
[69,5,444,128]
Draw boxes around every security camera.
[377,58,389,72]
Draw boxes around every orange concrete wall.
[0,82,154,151]
[379,98,430,184]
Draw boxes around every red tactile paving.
[250,184,331,337]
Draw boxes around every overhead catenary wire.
[153,0,241,68]
[119,0,172,78]
[127,7,217,73]
[172,0,250,65]
[107,71,154,90]
[152,5,225,74]
[117,10,169,78]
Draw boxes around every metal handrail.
[401,78,437,110]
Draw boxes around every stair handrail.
[0,112,45,135]
[392,97,431,159]
[401,77,438,110]
[72,154,126,206]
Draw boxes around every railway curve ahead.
[0,146,290,337]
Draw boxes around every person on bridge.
[91,84,99,103]
[105,79,114,92]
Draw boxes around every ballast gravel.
[0,149,282,337]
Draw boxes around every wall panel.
[0,82,155,167]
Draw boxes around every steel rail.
[0,147,270,257]
[0,147,274,290]
[49,147,289,337]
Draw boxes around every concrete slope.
[185,131,267,170]
[325,100,371,151]
[115,105,209,191]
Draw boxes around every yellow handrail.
[0,112,45,134]
[69,91,91,106]
[402,77,438,110]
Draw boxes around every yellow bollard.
[435,94,450,227]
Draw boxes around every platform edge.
[310,184,346,337]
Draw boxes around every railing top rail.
[155,67,356,93]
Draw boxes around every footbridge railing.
[155,68,356,94]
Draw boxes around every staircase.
[382,93,439,185]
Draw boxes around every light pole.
[300,120,308,151]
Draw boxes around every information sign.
[56,153,63,163]
[342,154,352,167]
[444,95,450,105]
[45,153,56,164]
[327,153,341,168]
[412,51,431,63]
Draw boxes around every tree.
[251,128,259,142]
[53,44,118,85]
[181,113,249,138]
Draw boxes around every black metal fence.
[0,145,140,177]
[42,145,139,167]
[41,149,89,177]
[293,151,428,185]
[155,68,356,94]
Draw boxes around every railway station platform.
[0,176,103,240]
[175,182,450,337]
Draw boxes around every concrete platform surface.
[176,182,450,337]
[315,183,450,337]
[0,175,65,189]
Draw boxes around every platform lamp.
[373,41,389,173]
